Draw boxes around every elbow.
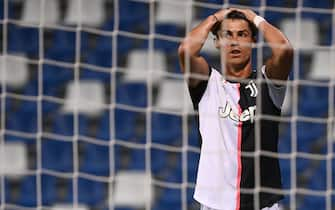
[178,43,186,74]
[282,39,294,56]
[178,41,193,74]
[178,40,192,58]
[285,41,294,58]
[178,43,186,59]
[277,41,294,62]
[284,42,294,65]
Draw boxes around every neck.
[225,61,252,80]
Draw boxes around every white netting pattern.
[0,0,334,210]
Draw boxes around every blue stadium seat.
[96,28,134,56]
[116,83,147,108]
[101,17,114,31]
[307,161,329,191]
[3,178,13,204]
[151,151,182,183]
[128,149,145,170]
[52,114,89,136]
[15,82,59,114]
[173,152,199,184]
[118,0,149,33]
[66,178,106,206]
[279,196,290,210]
[187,152,199,183]
[266,0,333,8]
[279,159,291,189]
[155,23,185,39]
[198,0,222,3]
[86,33,115,67]
[266,0,297,7]
[303,0,334,8]
[301,121,327,138]
[166,167,183,184]
[229,0,260,6]
[17,175,56,207]
[151,149,169,174]
[86,49,113,68]
[113,145,126,172]
[45,30,89,62]
[80,66,111,83]
[264,11,287,26]
[81,143,110,176]
[42,138,73,172]
[0,0,15,20]
[96,109,137,141]
[4,134,36,145]
[278,131,292,153]
[114,208,135,210]
[115,109,137,141]
[151,113,182,145]
[279,121,326,154]
[95,111,110,141]
[154,25,180,53]
[296,122,326,152]
[6,104,38,134]
[198,4,219,19]
[6,112,25,132]
[188,119,200,147]
[45,45,75,63]
[156,188,182,210]
[21,27,40,56]
[42,64,74,96]
[7,24,39,56]
[7,24,24,53]
[296,158,311,174]
[299,195,325,210]
[302,11,332,22]
[0,0,3,20]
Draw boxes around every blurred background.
[0,0,334,210]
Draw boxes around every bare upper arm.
[178,45,210,87]
[265,47,293,82]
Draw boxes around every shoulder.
[188,66,220,109]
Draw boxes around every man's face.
[216,19,254,70]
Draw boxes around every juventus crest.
[245,80,258,97]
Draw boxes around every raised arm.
[178,9,229,87]
[237,9,294,81]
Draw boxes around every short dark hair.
[211,10,258,39]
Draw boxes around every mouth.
[230,49,241,57]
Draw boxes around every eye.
[222,31,232,38]
[238,31,248,37]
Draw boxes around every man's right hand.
[213,8,232,22]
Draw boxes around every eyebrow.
[223,29,250,34]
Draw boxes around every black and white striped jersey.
[189,66,286,210]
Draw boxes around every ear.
[252,37,257,43]
[250,37,256,48]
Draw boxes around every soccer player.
[178,8,293,210]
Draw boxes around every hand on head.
[233,8,257,22]
[214,8,257,22]
[213,8,232,22]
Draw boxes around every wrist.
[253,15,265,28]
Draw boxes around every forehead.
[220,19,251,32]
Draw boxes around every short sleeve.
[188,67,212,110]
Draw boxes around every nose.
[230,39,239,47]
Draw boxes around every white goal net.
[0,0,334,210]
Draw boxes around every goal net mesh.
[0,0,334,210]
